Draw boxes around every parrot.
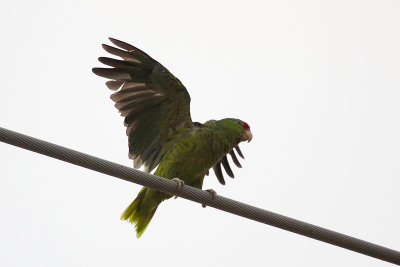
[92,38,253,238]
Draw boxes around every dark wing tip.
[229,150,242,168]
[235,145,245,159]
[92,67,131,80]
[213,162,225,185]
[101,43,110,50]
[105,80,124,91]
[92,67,102,76]
[92,67,111,79]
[101,43,122,55]
[98,56,107,63]
[108,37,123,45]
[221,156,234,178]
[108,37,136,51]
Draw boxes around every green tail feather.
[121,187,160,238]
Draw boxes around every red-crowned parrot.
[92,38,253,238]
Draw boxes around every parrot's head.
[238,120,253,143]
[221,118,253,143]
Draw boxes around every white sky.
[0,0,399,266]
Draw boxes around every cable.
[0,126,399,265]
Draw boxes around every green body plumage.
[93,38,252,237]
[121,120,245,237]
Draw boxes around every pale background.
[0,1,399,266]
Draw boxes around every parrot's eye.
[239,121,250,130]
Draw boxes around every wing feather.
[105,80,124,90]
[229,150,242,168]
[213,162,225,185]
[212,148,245,184]
[234,145,245,159]
[221,155,234,178]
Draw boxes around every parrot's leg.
[202,189,217,208]
[171,178,185,191]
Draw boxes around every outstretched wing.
[93,38,193,172]
[213,145,245,185]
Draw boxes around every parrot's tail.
[121,187,163,238]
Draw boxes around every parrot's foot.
[171,178,185,192]
[206,189,217,197]
[202,189,217,208]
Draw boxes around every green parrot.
[92,38,253,238]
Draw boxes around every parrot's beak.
[241,129,253,142]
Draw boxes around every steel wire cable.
[0,126,399,265]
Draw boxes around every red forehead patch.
[243,121,250,129]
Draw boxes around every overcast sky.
[0,1,399,266]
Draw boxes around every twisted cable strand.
[0,126,399,265]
